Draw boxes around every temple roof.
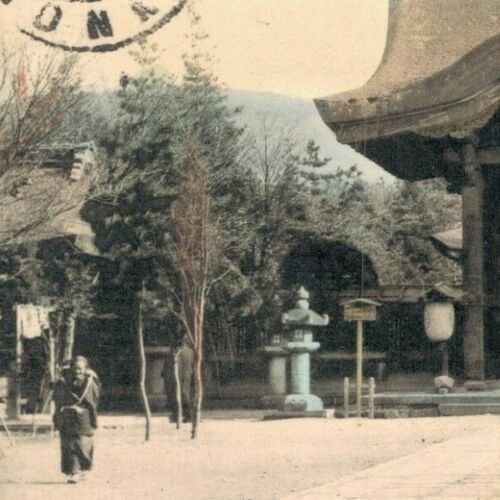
[315,0,500,180]
[0,143,99,255]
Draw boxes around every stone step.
[439,403,500,416]
[374,392,500,407]
[0,420,52,433]
[263,409,335,420]
[337,409,374,419]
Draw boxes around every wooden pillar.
[462,142,485,382]
[483,164,500,378]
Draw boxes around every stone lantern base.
[261,394,324,413]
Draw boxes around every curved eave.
[316,34,500,143]
[431,228,463,251]
[429,227,462,263]
[315,35,500,179]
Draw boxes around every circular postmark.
[3,0,188,53]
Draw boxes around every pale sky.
[0,0,389,99]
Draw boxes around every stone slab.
[285,424,500,499]
[374,390,500,407]
[464,380,487,391]
[262,409,335,420]
[439,403,500,416]
[1,420,52,433]
[373,407,441,419]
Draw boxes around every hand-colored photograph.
[0,1,498,498]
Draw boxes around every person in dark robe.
[53,355,100,484]
[162,334,194,423]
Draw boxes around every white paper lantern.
[424,302,455,343]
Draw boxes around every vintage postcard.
[0,1,498,498]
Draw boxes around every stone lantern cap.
[281,309,329,327]
[281,286,329,327]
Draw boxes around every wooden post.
[462,141,485,382]
[62,312,76,365]
[356,320,363,418]
[368,377,375,419]
[0,415,14,446]
[343,377,349,418]
[8,306,23,420]
[15,328,22,418]
[48,331,56,434]
[441,342,449,377]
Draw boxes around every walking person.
[53,355,100,484]
[163,334,194,423]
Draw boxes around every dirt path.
[1,415,498,499]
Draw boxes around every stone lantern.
[423,285,462,392]
[262,286,329,414]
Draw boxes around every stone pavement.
[285,425,500,499]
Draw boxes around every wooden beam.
[444,147,500,166]
[477,147,500,165]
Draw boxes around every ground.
[1,413,499,499]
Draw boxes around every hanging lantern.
[424,302,455,343]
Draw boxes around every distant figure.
[163,335,194,423]
[53,356,100,484]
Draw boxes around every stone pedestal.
[464,380,487,391]
[287,340,321,411]
[261,346,288,409]
[269,356,287,395]
[290,352,310,394]
[281,394,324,412]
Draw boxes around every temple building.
[0,143,99,416]
[315,0,499,387]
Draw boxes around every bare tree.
[0,42,87,247]
[0,44,83,172]
[170,139,227,439]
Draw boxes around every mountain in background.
[226,89,395,184]
[87,88,395,184]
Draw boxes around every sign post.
[356,319,363,417]
[342,298,381,417]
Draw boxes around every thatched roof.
[0,143,99,255]
[315,0,500,180]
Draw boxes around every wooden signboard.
[341,298,382,417]
[344,303,377,322]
